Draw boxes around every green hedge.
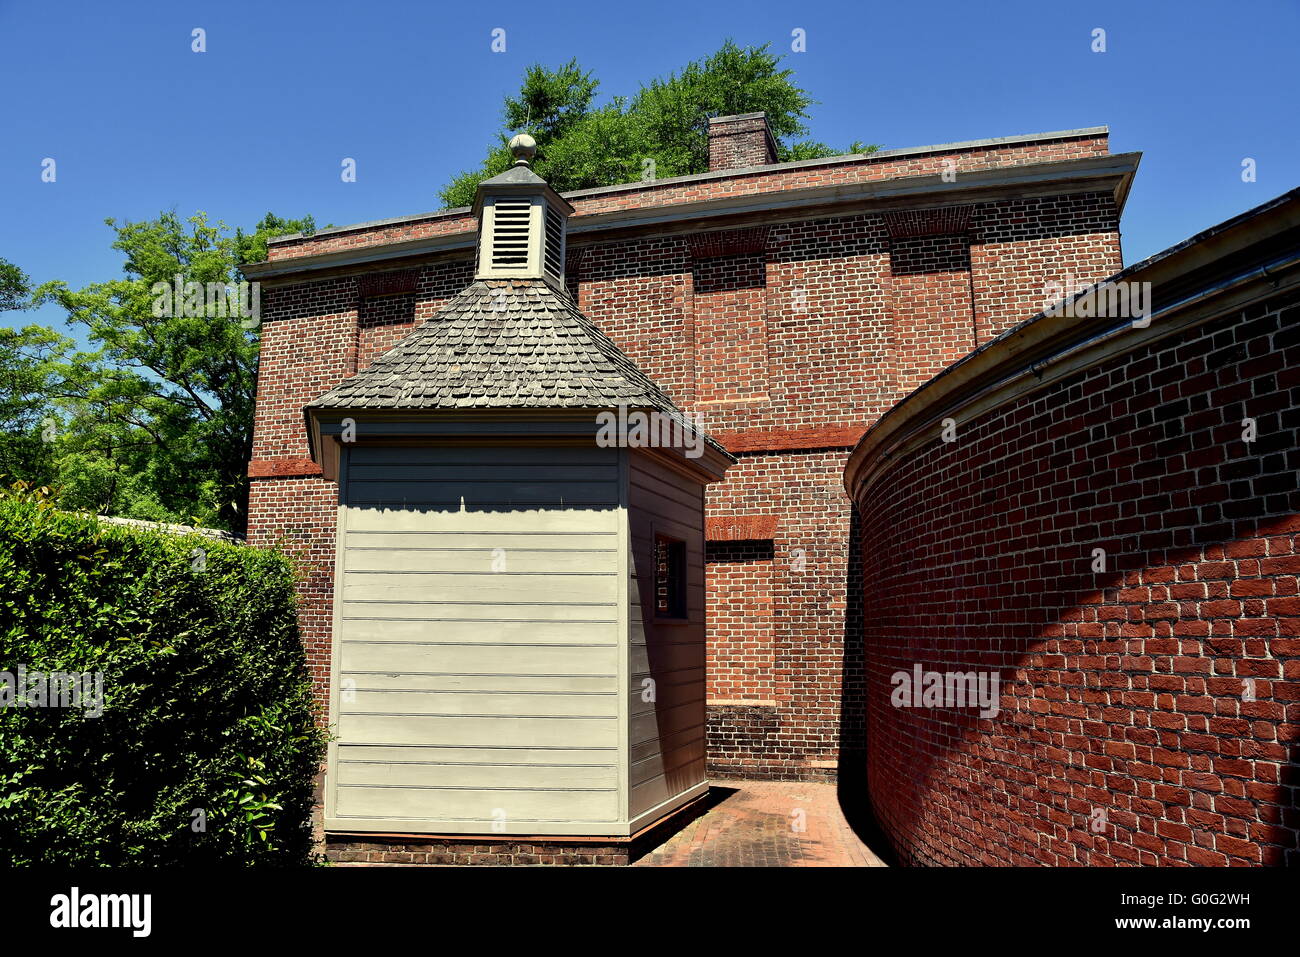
[0,499,327,866]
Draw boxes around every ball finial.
[508,133,537,165]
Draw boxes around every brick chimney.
[707,113,778,171]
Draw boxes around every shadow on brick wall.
[844,293,1300,865]
[836,506,902,865]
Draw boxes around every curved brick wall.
[847,279,1300,866]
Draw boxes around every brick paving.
[325,780,888,867]
[633,780,887,867]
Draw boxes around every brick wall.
[705,539,776,702]
[693,253,769,403]
[245,476,337,701]
[850,287,1300,865]
[700,449,854,780]
[970,194,1123,338]
[888,232,976,394]
[247,133,1124,781]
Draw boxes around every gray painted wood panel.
[336,760,619,790]
[328,444,626,832]
[338,713,619,749]
[346,546,617,574]
[340,571,619,604]
[336,785,620,823]
[339,642,619,675]
[326,442,712,835]
[340,600,617,623]
[630,738,707,787]
[339,618,614,645]
[339,744,616,766]
[624,452,708,819]
[344,690,618,718]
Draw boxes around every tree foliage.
[0,259,30,312]
[3,212,313,534]
[439,40,878,208]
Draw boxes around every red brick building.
[846,189,1300,865]
[243,114,1139,782]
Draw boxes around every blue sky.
[2,0,1296,338]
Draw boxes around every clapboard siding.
[336,786,620,823]
[346,530,618,549]
[629,700,704,746]
[328,444,626,831]
[341,602,616,623]
[340,572,619,604]
[349,446,615,466]
[628,672,706,718]
[336,759,619,790]
[339,642,618,675]
[629,759,708,813]
[339,673,615,693]
[326,441,717,836]
[348,464,619,482]
[346,546,616,573]
[344,690,618,717]
[629,639,705,676]
[339,618,614,644]
[339,744,616,765]
[625,453,708,819]
[628,723,707,766]
[338,714,619,748]
[630,738,707,786]
[628,595,707,642]
[348,480,619,508]
[348,508,620,535]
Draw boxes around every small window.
[654,535,687,620]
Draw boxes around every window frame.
[652,532,689,623]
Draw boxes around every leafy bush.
[0,497,327,865]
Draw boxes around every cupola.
[471,133,574,287]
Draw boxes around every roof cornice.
[244,151,1139,283]
[262,125,1111,250]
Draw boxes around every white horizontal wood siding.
[326,444,628,835]
[626,452,708,823]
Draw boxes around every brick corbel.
[686,226,771,259]
[881,205,973,240]
[358,269,419,298]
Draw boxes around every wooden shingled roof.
[306,278,707,432]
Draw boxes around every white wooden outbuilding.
[305,137,733,839]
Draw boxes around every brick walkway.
[324,779,888,867]
[633,780,887,867]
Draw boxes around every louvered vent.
[490,198,532,270]
[473,136,571,282]
[543,205,564,280]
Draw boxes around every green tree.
[16,212,314,533]
[440,40,878,208]
[0,258,30,311]
[0,325,71,486]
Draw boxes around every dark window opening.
[654,535,687,620]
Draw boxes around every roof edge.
[265,126,1110,249]
[245,152,1137,281]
